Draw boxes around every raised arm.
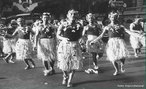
[82,26,88,36]
[90,26,108,44]
[34,27,40,48]
[130,23,143,34]
[12,28,19,37]
[122,25,142,38]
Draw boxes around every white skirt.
[15,39,33,60]
[57,40,82,71]
[37,38,56,62]
[106,38,129,62]
[3,38,16,54]
[139,34,145,47]
[130,35,142,49]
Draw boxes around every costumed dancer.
[90,12,134,76]
[82,13,105,74]
[57,9,83,87]
[129,16,144,57]
[34,12,56,76]
[2,20,17,63]
[12,18,35,70]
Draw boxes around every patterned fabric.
[106,38,129,62]
[15,39,33,60]
[57,40,82,71]
[86,39,105,53]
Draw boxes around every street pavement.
[0,43,145,89]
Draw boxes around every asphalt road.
[0,43,145,89]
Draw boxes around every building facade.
[123,0,145,22]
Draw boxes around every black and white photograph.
[0,0,145,89]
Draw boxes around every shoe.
[85,69,91,74]
[94,66,99,70]
[48,69,55,75]
[43,70,52,76]
[92,69,98,74]
[113,71,118,76]
[85,68,93,74]
[121,69,125,73]
[43,70,49,76]
[67,83,72,88]
[62,77,68,85]
[9,60,15,63]
[31,65,35,69]
[134,54,139,58]
[25,66,31,70]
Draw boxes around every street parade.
[0,0,145,89]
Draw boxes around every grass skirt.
[3,38,16,54]
[139,35,145,47]
[57,40,82,71]
[37,38,56,62]
[130,35,142,49]
[106,38,129,62]
[86,39,105,54]
[15,39,33,60]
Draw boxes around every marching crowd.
[0,9,145,88]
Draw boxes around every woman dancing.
[129,16,144,57]
[57,9,83,87]
[13,18,35,70]
[82,13,105,74]
[2,20,17,63]
[34,12,56,76]
[90,11,134,76]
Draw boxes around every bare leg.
[8,53,15,63]
[62,71,68,85]
[134,48,139,57]
[3,53,12,63]
[67,70,75,87]
[49,60,55,74]
[43,60,49,76]
[24,59,31,70]
[43,60,49,70]
[92,53,99,70]
[28,59,35,68]
[112,61,119,76]
[120,58,125,73]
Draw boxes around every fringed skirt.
[86,39,105,54]
[106,38,129,62]
[130,35,142,49]
[139,34,145,47]
[57,40,82,71]
[37,38,56,62]
[15,39,33,60]
[3,38,16,54]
